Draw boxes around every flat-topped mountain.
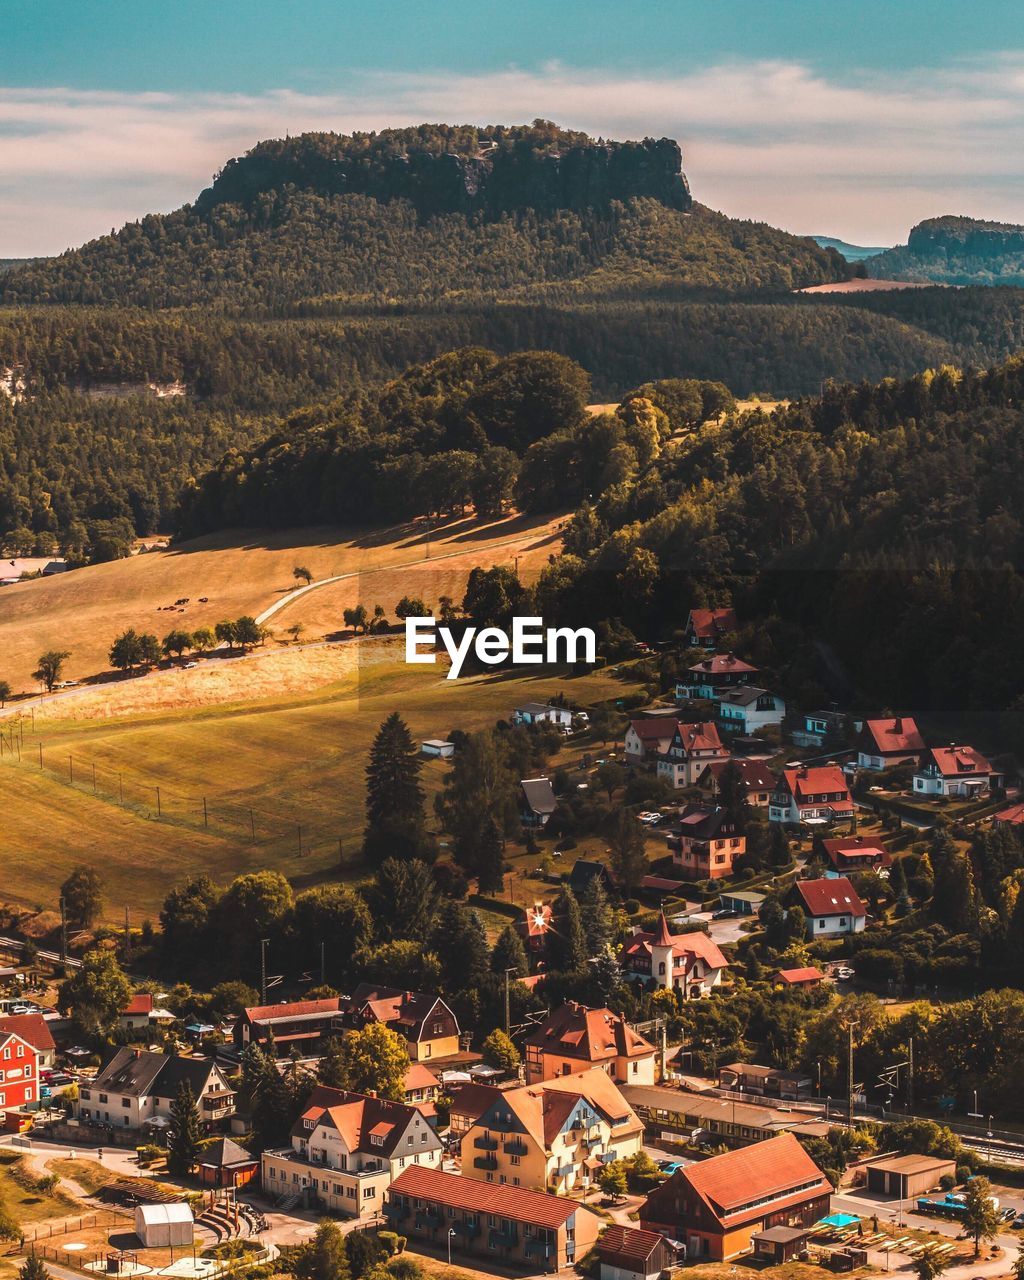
[871,215,1024,284]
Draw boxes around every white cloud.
[2,54,1024,255]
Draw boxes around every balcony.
[474,1135,498,1150]
[473,1155,498,1171]
[503,1139,528,1157]
[202,1092,237,1119]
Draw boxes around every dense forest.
[872,215,1024,284]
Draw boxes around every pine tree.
[579,874,614,955]
[437,730,517,876]
[588,944,622,1006]
[433,900,490,995]
[607,810,648,891]
[364,712,427,864]
[167,1081,202,1177]
[476,816,506,894]
[491,925,529,978]
[930,832,979,931]
[549,887,588,975]
[715,760,750,828]
[889,856,910,912]
[295,1220,350,1280]
[770,823,791,868]
[19,1258,49,1280]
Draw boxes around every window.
[122,1098,130,1108]
[423,1044,431,1058]
[818,920,825,929]
[99,1093,108,1103]
[363,1186,373,1199]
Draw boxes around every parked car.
[657,1159,686,1176]
[712,908,738,920]
[834,966,855,980]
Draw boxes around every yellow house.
[462,1068,643,1194]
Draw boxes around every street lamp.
[987,1115,994,1139]
[447,1228,456,1266]
[824,1096,831,1120]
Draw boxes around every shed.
[864,1154,956,1198]
[197,1137,259,1188]
[752,1226,812,1263]
[717,889,766,915]
[421,739,455,759]
[599,1225,673,1280]
[134,1202,194,1247]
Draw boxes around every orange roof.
[687,608,737,639]
[862,716,925,755]
[623,921,729,971]
[477,1068,641,1150]
[600,1226,667,1267]
[774,967,825,985]
[520,902,553,938]
[926,745,993,777]
[674,721,725,754]
[782,766,850,801]
[403,1063,440,1094]
[525,1002,655,1065]
[389,1164,593,1229]
[675,1133,831,1225]
[689,653,758,677]
[822,836,891,867]
[244,997,341,1023]
[994,803,1024,826]
[122,993,154,1017]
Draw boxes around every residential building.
[715,687,786,736]
[677,653,758,700]
[625,718,680,763]
[568,860,616,898]
[657,721,729,789]
[341,985,460,1062]
[993,803,1024,828]
[913,745,999,798]
[790,709,852,751]
[751,1227,814,1264]
[599,1226,674,1280]
[513,703,573,729]
[717,1064,814,1100]
[235,998,343,1053]
[523,1003,657,1086]
[461,1068,643,1193]
[516,902,553,962]
[639,1133,832,1261]
[0,1030,38,1115]
[716,889,766,916]
[696,759,776,808]
[385,1164,602,1272]
[0,1014,55,1069]
[684,608,737,649]
[819,835,891,876]
[769,766,854,826]
[668,806,745,880]
[262,1084,442,1218]
[620,913,729,996]
[403,1063,442,1123]
[78,1048,235,1131]
[119,993,175,1035]
[772,968,826,988]
[622,1085,830,1150]
[448,1084,505,1139]
[791,877,867,938]
[857,717,925,771]
[519,777,556,827]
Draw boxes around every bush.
[379,1233,401,1257]
[623,898,640,914]
[956,1164,974,1184]
[939,1174,955,1191]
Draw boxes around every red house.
[769,766,854,826]
[819,835,891,874]
[857,717,925,771]
[684,608,738,649]
[0,1030,39,1124]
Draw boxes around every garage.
[864,1154,956,1198]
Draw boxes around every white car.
[834,966,855,981]
[184,661,198,669]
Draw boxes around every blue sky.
[3,0,1024,254]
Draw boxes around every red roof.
[698,759,776,792]
[688,653,758,677]
[122,994,154,1017]
[622,921,729,972]
[994,803,1024,826]
[519,903,552,938]
[389,1164,591,1229]
[244,997,341,1023]
[525,1002,654,1065]
[687,608,737,639]
[926,745,993,777]
[794,876,866,919]
[0,1014,54,1053]
[821,836,891,868]
[629,717,680,742]
[862,717,925,755]
[600,1226,667,1267]
[672,1133,830,1227]
[774,967,825,985]
[781,766,851,803]
[673,721,726,755]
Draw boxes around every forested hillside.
[872,214,1024,284]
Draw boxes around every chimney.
[893,717,902,732]
[132,1049,140,1059]
[366,1089,377,1099]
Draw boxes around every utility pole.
[155,785,161,817]
[260,938,269,1005]
[848,1022,856,1125]
[124,906,131,960]
[320,940,326,988]
[504,968,514,1038]
[907,1036,914,1111]
[203,796,208,828]
[59,896,67,963]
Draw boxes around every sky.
[3,0,1024,256]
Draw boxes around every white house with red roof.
[657,721,730,789]
[697,759,776,807]
[677,653,758,700]
[857,717,926,771]
[791,877,866,938]
[684,608,737,649]
[769,766,854,826]
[913,745,999,798]
[624,718,680,763]
[620,913,729,997]
[0,1029,39,1119]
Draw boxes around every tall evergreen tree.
[365,858,439,942]
[167,1081,203,1177]
[437,730,518,876]
[549,887,588,975]
[491,925,529,978]
[476,817,506,894]
[930,832,980,931]
[364,712,427,864]
[770,823,792,868]
[608,810,649,891]
[579,875,614,955]
[715,760,750,828]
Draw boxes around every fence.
[23,1210,125,1242]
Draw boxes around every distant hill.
[0,259,34,274]
[812,236,887,262]
[871,215,1024,284]
[0,123,848,309]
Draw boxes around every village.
[0,605,1021,1280]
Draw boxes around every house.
[657,722,729,789]
[772,968,826,988]
[993,803,1024,828]
[461,1068,643,1193]
[0,1014,55,1069]
[668,806,745,880]
[792,877,867,939]
[261,1084,443,1218]
[769,766,854,826]
[913,745,1000,798]
[235,998,343,1053]
[790,709,852,751]
[118,993,174,1034]
[385,1164,602,1272]
[513,703,573,729]
[715,687,786,736]
[0,556,66,585]
[403,1063,442,1123]
[864,1154,957,1199]
[0,1030,39,1116]
[677,653,758,700]
[342,985,460,1062]
[718,1064,814,1100]
[639,1133,832,1261]
[516,902,553,960]
[78,1048,235,1131]
[684,608,737,649]
[622,1085,830,1149]
[599,1225,674,1280]
[620,913,729,997]
[857,717,925,771]
[523,1003,658,1086]
[568,860,616,898]
[448,1083,506,1139]
[819,835,891,876]
[625,718,680,763]
[520,777,557,827]
[134,1203,193,1248]
[697,759,776,808]
[197,1137,260,1188]
[421,739,455,759]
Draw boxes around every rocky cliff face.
[907,216,1024,259]
[195,125,692,219]
[871,215,1024,283]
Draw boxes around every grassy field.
[0,510,563,692]
[0,635,643,919]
